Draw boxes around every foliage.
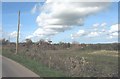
[2,41,119,77]
[2,48,65,77]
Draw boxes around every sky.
[1,1,119,44]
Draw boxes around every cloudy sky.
[2,1,119,43]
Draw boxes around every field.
[2,42,119,77]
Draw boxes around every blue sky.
[2,2,119,43]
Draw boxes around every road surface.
[2,56,39,77]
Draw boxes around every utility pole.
[15,11,20,54]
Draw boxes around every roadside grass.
[2,49,65,77]
[0,46,2,55]
[2,46,118,77]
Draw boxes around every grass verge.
[2,49,65,77]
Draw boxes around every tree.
[48,40,52,44]
[67,43,71,48]
[37,39,45,45]
[25,39,32,47]
[72,41,79,45]
[2,38,6,45]
[1,38,9,45]
[59,41,64,45]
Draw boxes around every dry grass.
[88,50,118,57]
[2,44,119,77]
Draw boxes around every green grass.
[0,46,2,55]
[2,46,118,77]
[46,49,118,77]
[2,49,65,77]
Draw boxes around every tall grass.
[2,45,118,77]
[2,49,65,77]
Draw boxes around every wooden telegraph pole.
[15,11,20,54]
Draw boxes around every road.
[2,56,39,77]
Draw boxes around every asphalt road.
[2,56,39,77]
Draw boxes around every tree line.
[1,38,119,51]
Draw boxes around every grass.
[46,49,118,77]
[2,46,118,77]
[2,49,65,77]
[0,46,1,53]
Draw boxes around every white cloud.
[88,32,99,37]
[109,24,118,33]
[101,29,106,32]
[25,35,34,39]
[93,22,107,29]
[31,4,37,14]
[108,24,119,39]
[28,1,110,40]
[9,31,17,38]
[31,3,43,14]
[9,31,21,39]
[71,30,100,39]
[93,23,100,27]
[101,22,107,27]
[71,22,108,39]
[92,22,108,33]
[71,30,87,39]
[0,26,2,33]
[46,0,112,2]
[71,23,119,40]
[33,28,58,36]
[38,2,109,26]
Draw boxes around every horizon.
[1,38,119,44]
